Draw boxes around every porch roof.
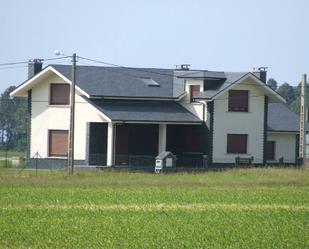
[87,99,203,124]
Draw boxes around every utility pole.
[68,53,76,175]
[299,74,307,165]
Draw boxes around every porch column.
[158,124,167,154]
[107,122,115,166]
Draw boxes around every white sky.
[0,0,308,92]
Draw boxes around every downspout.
[27,90,32,164]
[263,96,268,165]
[207,101,214,166]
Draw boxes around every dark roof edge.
[88,92,187,101]
[81,96,113,121]
[112,120,203,124]
[267,130,299,133]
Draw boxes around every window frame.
[228,90,249,112]
[49,83,70,106]
[48,129,69,157]
[227,134,248,154]
[190,85,201,103]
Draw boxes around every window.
[48,130,68,157]
[228,90,248,112]
[190,85,200,102]
[50,84,70,105]
[266,141,275,160]
[227,134,247,154]
[140,77,160,87]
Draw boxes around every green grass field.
[0,168,308,248]
[0,151,25,158]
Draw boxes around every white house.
[10,60,301,169]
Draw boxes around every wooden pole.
[299,74,307,165]
[68,53,76,175]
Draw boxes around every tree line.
[0,80,305,152]
[266,78,308,114]
[0,86,27,151]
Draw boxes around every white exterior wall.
[212,80,265,164]
[267,133,297,163]
[180,79,205,121]
[31,74,108,160]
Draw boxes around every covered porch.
[87,122,209,169]
[85,99,207,169]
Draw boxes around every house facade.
[10,61,301,169]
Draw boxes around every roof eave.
[10,66,90,98]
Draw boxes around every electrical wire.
[78,56,179,78]
[0,65,29,70]
[0,55,304,103]
[0,56,70,67]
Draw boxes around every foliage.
[0,169,308,248]
[266,78,278,90]
[275,81,309,114]
[0,86,27,151]
[277,82,296,105]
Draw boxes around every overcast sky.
[0,0,308,92]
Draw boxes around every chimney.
[28,59,43,78]
[175,64,190,70]
[253,67,267,83]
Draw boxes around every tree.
[277,82,296,105]
[267,78,278,91]
[289,81,309,114]
[0,86,27,151]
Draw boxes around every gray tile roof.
[87,99,202,123]
[50,64,249,100]
[268,103,303,132]
[195,72,248,100]
[50,64,176,98]
[175,70,226,79]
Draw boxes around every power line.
[0,56,70,67]
[0,65,29,70]
[78,56,178,78]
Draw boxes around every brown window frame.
[227,134,248,154]
[48,130,69,157]
[228,90,249,112]
[190,85,200,102]
[49,83,70,105]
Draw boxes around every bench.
[235,156,254,167]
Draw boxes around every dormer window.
[49,84,70,105]
[190,85,200,102]
[228,90,248,112]
[140,77,160,87]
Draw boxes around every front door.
[266,141,275,160]
[115,125,129,165]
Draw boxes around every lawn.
[0,150,25,158]
[0,168,308,248]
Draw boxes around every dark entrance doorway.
[115,124,158,167]
[166,124,207,167]
[88,123,107,165]
[266,141,275,160]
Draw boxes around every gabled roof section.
[10,66,89,98]
[268,103,307,132]
[86,99,202,124]
[195,72,247,100]
[175,70,226,79]
[195,72,285,103]
[51,64,176,98]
